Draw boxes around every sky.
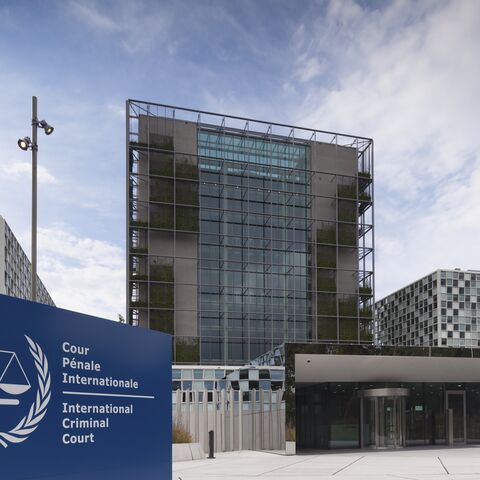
[0,0,479,320]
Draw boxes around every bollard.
[208,430,215,459]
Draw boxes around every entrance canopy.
[295,354,480,384]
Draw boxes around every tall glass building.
[127,101,374,364]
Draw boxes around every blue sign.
[0,294,171,479]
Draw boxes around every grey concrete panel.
[176,233,198,258]
[295,353,480,383]
[149,230,174,256]
[174,120,197,155]
[176,310,198,337]
[311,142,357,176]
[337,269,358,294]
[176,284,198,311]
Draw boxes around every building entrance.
[446,390,466,445]
[360,388,409,449]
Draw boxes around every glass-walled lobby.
[296,382,480,450]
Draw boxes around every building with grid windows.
[127,100,374,364]
[375,269,480,347]
[0,215,54,306]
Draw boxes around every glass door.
[446,391,466,444]
[362,397,376,447]
[361,395,406,448]
[383,398,396,447]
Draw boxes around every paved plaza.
[173,446,480,479]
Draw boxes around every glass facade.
[198,130,311,361]
[127,101,374,364]
[296,382,480,450]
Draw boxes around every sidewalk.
[173,446,480,479]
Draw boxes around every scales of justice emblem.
[0,336,51,447]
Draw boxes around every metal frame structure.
[126,100,374,364]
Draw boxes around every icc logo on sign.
[0,336,51,447]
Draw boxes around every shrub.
[172,422,192,444]
[359,192,371,202]
[285,425,296,442]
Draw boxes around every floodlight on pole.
[16,96,54,302]
[17,136,32,151]
[38,120,54,135]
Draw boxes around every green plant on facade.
[359,286,372,296]
[149,153,174,177]
[150,284,174,308]
[360,319,373,341]
[176,162,198,180]
[176,181,199,206]
[130,301,147,308]
[150,166,174,177]
[149,133,174,151]
[358,171,371,179]
[359,306,373,317]
[130,274,148,281]
[317,275,336,292]
[176,207,199,231]
[175,338,200,363]
[150,310,174,334]
[150,264,174,282]
[337,184,356,199]
[359,192,371,202]
[337,200,357,222]
[338,297,358,317]
[317,293,337,315]
[338,224,357,246]
[130,220,148,227]
[317,245,336,268]
[150,178,174,203]
[317,227,336,244]
[130,247,148,254]
[150,207,174,229]
[317,317,337,340]
[339,317,358,341]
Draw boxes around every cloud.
[107,103,125,120]
[1,161,57,184]
[67,0,172,55]
[295,55,325,83]
[68,1,120,31]
[35,226,125,321]
[285,0,480,298]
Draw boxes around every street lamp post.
[31,96,38,303]
[17,96,54,302]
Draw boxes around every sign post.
[0,294,172,479]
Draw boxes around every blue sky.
[0,0,479,319]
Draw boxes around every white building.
[0,215,54,306]
[172,364,284,394]
[375,268,480,347]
